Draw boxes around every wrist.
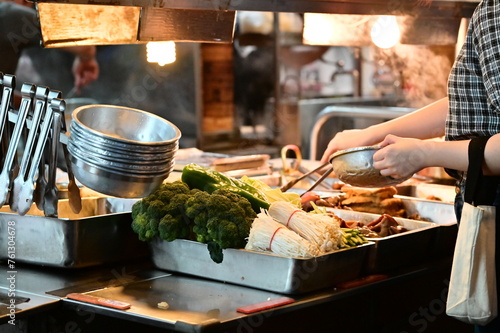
[364,125,388,146]
[75,46,96,62]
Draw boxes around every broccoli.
[130,212,157,242]
[131,179,257,264]
[185,188,256,263]
[158,213,191,241]
[130,181,198,242]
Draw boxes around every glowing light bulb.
[146,41,176,66]
[370,16,400,49]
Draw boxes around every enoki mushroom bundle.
[245,211,319,258]
[268,201,342,253]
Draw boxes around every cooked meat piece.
[366,214,404,237]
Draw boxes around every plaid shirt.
[447,0,500,141]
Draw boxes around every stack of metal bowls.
[68,104,181,198]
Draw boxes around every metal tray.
[395,183,456,203]
[397,195,458,259]
[151,238,374,294]
[329,209,440,274]
[312,189,458,261]
[0,197,149,268]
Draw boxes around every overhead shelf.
[35,0,479,17]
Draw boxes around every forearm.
[365,97,448,143]
[422,133,500,175]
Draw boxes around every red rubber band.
[269,227,284,251]
[286,210,302,227]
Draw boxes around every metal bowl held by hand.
[329,146,411,188]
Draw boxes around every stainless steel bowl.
[72,104,182,146]
[68,143,175,174]
[70,155,171,198]
[329,146,411,187]
[67,104,181,197]
[69,122,178,153]
[68,136,177,164]
[69,125,178,157]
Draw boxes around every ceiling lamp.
[370,16,400,48]
[146,41,176,66]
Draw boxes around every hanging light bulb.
[370,16,400,49]
[146,41,176,66]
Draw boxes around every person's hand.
[373,134,430,180]
[72,56,99,93]
[320,128,380,163]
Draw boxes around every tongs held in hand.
[300,166,334,197]
[280,162,330,192]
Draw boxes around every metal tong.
[280,162,330,192]
[0,83,35,207]
[46,90,81,214]
[43,100,65,217]
[0,74,15,163]
[299,166,334,196]
[280,162,334,197]
[10,86,49,213]
[16,98,63,216]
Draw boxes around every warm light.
[302,13,373,46]
[370,16,400,48]
[146,41,176,66]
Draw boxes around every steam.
[374,44,453,108]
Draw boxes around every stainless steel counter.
[0,257,474,333]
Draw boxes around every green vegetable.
[181,163,270,213]
[184,188,256,263]
[131,178,257,264]
[340,228,368,248]
[240,175,302,208]
[131,181,199,242]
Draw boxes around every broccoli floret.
[207,241,224,264]
[184,188,257,263]
[147,199,170,221]
[131,181,195,242]
[158,214,191,242]
[185,191,211,243]
[131,212,158,242]
[131,200,146,220]
[206,217,239,249]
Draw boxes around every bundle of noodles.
[245,211,319,258]
[268,201,342,253]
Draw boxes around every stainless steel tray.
[0,197,149,268]
[330,209,440,274]
[395,183,456,203]
[397,195,458,259]
[151,238,374,294]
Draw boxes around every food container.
[151,238,374,294]
[329,209,440,274]
[0,197,148,268]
